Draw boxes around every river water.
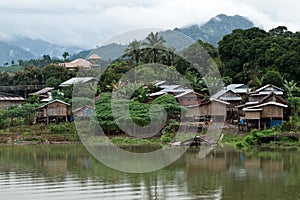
[0,145,299,200]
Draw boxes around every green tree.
[283,80,299,99]
[143,32,166,64]
[125,39,141,65]
[261,70,283,87]
[62,52,70,61]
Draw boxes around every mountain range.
[0,37,82,65]
[83,14,254,61]
[0,14,254,65]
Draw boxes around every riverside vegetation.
[0,27,300,148]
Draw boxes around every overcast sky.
[0,0,299,48]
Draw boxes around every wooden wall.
[46,102,68,117]
[261,105,283,118]
[245,111,261,119]
[0,100,23,110]
[199,101,227,116]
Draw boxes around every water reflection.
[0,145,300,199]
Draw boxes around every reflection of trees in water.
[1,146,300,199]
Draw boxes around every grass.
[0,65,23,73]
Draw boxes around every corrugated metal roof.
[0,97,25,101]
[226,84,245,90]
[0,92,25,101]
[210,98,230,105]
[148,91,167,97]
[232,88,250,94]
[154,81,167,86]
[29,87,54,95]
[243,108,263,111]
[34,99,70,109]
[160,85,182,91]
[219,96,242,101]
[59,77,98,87]
[254,84,284,92]
[248,101,288,109]
[211,89,227,99]
[175,89,194,98]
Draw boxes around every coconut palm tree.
[143,32,166,63]
[125,39,141,66]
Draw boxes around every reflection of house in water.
[33,152,68,175]
[186,149,285,177]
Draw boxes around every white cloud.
[0,0,299,48]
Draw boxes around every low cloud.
[0,0,298,48]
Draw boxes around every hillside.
[0,37,82,65]
[174,14,254,46]
[0,14,255,64]
[0,41,35,65]
[71,14,255,60]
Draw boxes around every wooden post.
[258,119,261,130]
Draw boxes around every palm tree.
[143,32,166,63]
[125,39,141,65]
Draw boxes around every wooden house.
[198,99,229,122]
[34,99,70,124]
[243,102,288,129]
[59,58,92,70]
[0,92,25,110]
[249,84,284,102]
[211,89,242,121]
[237,92,288,114]
[148,85,203,107]
[225,84,250,98]
[73,105,94,119]
[87,53,101,68]
[237,84,288,130]
[175,90,203,107]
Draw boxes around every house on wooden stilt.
[34,99,70,124]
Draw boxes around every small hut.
[34,99,70,124]
[198,99,229,122]
[0,92,25,110]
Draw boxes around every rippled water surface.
[0,145,300,199]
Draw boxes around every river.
[0,145,299,199]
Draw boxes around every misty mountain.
[7,37,82,58]
[0,14,254,65]
[71,14,255,62]
[0,37,82,65]
[0,41,35,65]
[173,14,254,46]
